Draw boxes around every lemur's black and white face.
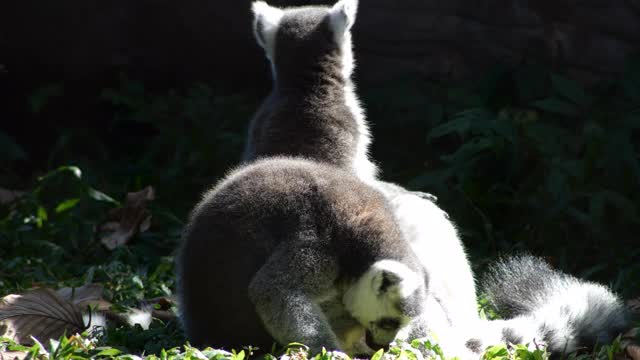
[343,260,427,351]
[251,0,357,79]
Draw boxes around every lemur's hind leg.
[249,243,341,353]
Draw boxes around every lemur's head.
[251,0,357,81]
[343,260,427,352]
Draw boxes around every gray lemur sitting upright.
[244,0,479,346]
[244,0,376,183]
[241,0,631,358]
[177,158,433,355]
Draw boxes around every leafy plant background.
[1,57,639,357]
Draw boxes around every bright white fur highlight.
[329,0,378,183]
[126,308,153,330]
[343,260,422,325]
[328,0,358,43]
[252,1,284,60]
[83,311,107,332]
[384,192,479,324]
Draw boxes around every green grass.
[0,334,545,360]
[0,331,630,360]
[1,59,639,359]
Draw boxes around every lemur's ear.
[376,270,402,295]
[372,260,421,297]
[328,0,358,39]
[252,1,284,51]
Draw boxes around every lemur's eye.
[376,317,400,330]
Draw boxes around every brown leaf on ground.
[56,284,112,311]
[628,344,640,360]
[98,186,155,250]
[58,284,153,329]
[621,328,640,360]
[57,284,104,304]
[0,189,25,205]
[0,288,85,345]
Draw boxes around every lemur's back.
[177,157,409,349]
[243,3,376,181]
[246,88,358,167]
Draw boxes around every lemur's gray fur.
[244,0,376,183]
[243,0,479,352]
[475,255,631,356]
[178,0,631,357]
[177,158,430,354]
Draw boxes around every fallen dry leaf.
[58,284,158,329]
[57,284,104,305]
[621,328,640,360]
[0,189,24,205]
[98,186,154,250]
[0,288,85,345]
[628,344,640,360]
[56,283,112,313]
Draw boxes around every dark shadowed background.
[2,0,639,163]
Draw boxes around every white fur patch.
[328,0,378,183]
[252,1,284,60]
[337,28,377,183]
[329,0,358,43]
[343,260,422,325]
[384,192,479,324]
[125,308,153,330]
[83,311,107,331]
[373,260,423,298]
[345,81,378,183]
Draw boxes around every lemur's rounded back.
[177,157,426,353]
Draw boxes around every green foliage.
[477,295,500,321]
[481,343,547,360]
[0,130,28,163]
[97,74,254,199]
[1,61,639,359]
[395,62,640,296]
[29,83,64,115]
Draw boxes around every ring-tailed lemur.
[178,0,630,358]
[242,0,630,357]
[244,0,479,342]
[177,158,434,355]
[244,0,376,183]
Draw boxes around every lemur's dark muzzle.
[365,330,390,351]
